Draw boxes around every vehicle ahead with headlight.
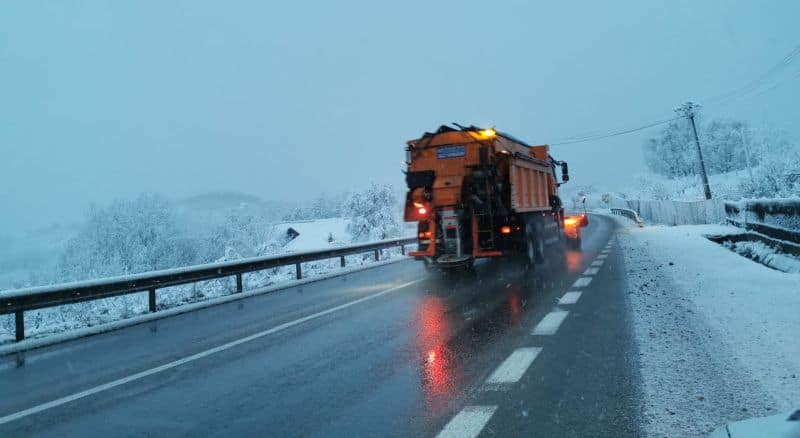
[404,124,570,272]
[563,212,589,249]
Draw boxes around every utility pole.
[676,102,712,200]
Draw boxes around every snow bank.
[720,240,800,273]
[615,221,799,436]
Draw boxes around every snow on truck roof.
[415,125,533,146]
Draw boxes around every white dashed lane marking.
[571,276,592,288]
[558,291,582,305]
[591,259,604,267]
[597,254,608,260]
[532,309,569,335]
[582,267,599,276]
[437,405,498,438]
[485,347,542,385]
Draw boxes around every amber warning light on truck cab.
[479,128,496,139]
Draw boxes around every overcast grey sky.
[1,1,798,233]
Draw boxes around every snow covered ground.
[613,219,799,436]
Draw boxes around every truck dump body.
[404,125,569,269]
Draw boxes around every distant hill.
[176,192,299,223]
[0,222,78,289]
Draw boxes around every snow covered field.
[615,220,799,436]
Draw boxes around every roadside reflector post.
[374,249,380,261]
[15,310,24,342]
[148,288,157,312]
[235,273,243,293]
[401,244,405,255]
[340,256,346,268]
[296,263,302,280]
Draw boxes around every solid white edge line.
[558,291,583,305]
[485,347,542,385]
[531,309,569,335]
[437,405,498,438]
[0,279,422,425]
[582,267,599,276]
[571,277,592,288]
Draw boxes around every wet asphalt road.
[0,214,642,437]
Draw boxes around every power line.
[703,43,800,106]
[549,116,685,145]
[546,41,800,147]
[749,68,800,99]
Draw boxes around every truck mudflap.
[409,249,434,257]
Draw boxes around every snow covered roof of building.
[273,217,351,252]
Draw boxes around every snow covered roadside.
[0,247,412,347]
[614,220,799,437]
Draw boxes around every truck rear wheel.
[521,221,542,274]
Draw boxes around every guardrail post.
[148,288,157,312]
[340,256,345,268]
[15,310,24,342]
[236,273,243,293]
[296,263,302,279]
[401,244,405,255]
[374,249,379,261]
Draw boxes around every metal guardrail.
[1,237,417,342]
[724,201,800,246]
[724,218,800,246]
[610,208,645,227]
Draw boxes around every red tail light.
[412,202,429,219]
[500,226,511,234]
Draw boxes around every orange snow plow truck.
[404,124,577,271]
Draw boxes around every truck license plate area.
[437,145,465,159]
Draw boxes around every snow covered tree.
[345,183,401,242]
[738,147,800,198]
[203,212,278,261]
[282,193,347,220]
[644,118,768,179]
[642,121,697,178]
[57,194,197,281]
[701,120,756,174]
[310,193,345,218]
